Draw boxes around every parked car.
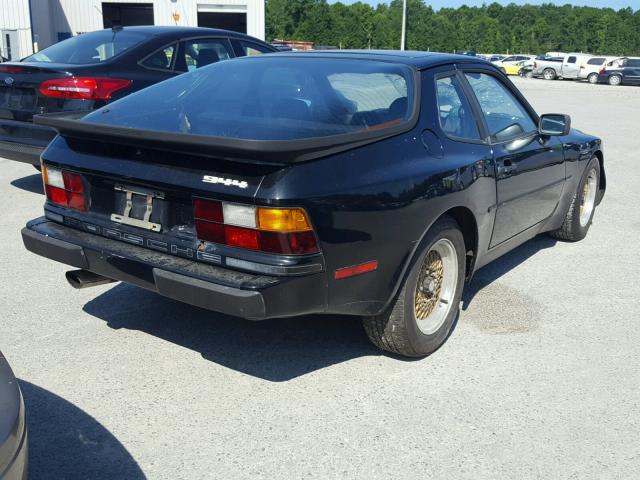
[598,57,640,86]
[0,350,27,479]
[0,26,276,166]
[492,55,535,71]
[488,54,505,62]
[22,51,605,358]
[533,53,592,80]
[577,56,618,84]
[499,60,527,76]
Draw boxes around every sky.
[331,0,640,9]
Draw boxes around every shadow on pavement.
[19,380,145,480]
[10,174,44,195]
[462,235,557,309]
[83,286,380,382]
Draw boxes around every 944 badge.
[202,175,249,189]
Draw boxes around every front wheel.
[363,216,465,357]
[549,157,600,242]
[608,75,622,86]
[543,68,556,80]
[587,73,599,84]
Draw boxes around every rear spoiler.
[34,111,417,165]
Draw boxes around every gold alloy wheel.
[413,238,458,335]
[579,168,598,228]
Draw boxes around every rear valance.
[34,110,418,164]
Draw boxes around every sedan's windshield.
[24,30,146,64]
[83,57,415,141]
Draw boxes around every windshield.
[83,57,415,141]
[24,30,146,64]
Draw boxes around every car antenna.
[111,22,123,33]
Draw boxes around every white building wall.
[0,0,34,59]
[31,0,264,50]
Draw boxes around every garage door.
[102,2,154,29]
[197,4,247,34]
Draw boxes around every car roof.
[104,25,258,40]
[268,50,493,70]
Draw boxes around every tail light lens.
[599,68,606,75]
[39,77,131,100]
[0,65,27,73]
[193,198,319,255]
[42,165,86,211]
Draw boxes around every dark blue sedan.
[23,51,605,357]
[0,26,276,165]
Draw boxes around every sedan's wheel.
[363,216,465,357]
[543,68,556,80]
[549,157,601,241]
[608,75,622,86]
[587,73,599,84]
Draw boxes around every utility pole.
[400,0,407,50]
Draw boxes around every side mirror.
[539,113,571,136]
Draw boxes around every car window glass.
[503,56,516,62]
[567,56,577,64]
[236,41,273,57]
[627,59,640,68]
[24,30,145,64]
[435,75,481,140]
[179,38,232,72]
[587,57,605,65]
[84,57,415,141]
[464,72,536,142]
[140,44,176,70]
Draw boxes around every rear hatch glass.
[81,56,415,141]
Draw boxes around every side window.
[627,59,640,68]
[177,38,232,72]
[503,56,516,62]
[435,75,481,140]
[464,72,537,142]
[235,41,273,57]
[140,44,176,71]
[567,56,577,64]
[587,57,605,65]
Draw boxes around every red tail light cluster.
[39,77,131,100]
[599,68,606,75]
[42,165,86,211]
[193,198,319,255]
[0,65,27,73]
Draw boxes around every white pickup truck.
[533,53,592,80]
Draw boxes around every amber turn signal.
[257,207,312,232]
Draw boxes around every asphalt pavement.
[1,77,639,479]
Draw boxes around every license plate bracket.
[110,184,164,232]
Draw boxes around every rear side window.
[83,57,415,141]
[24,30,145,64]
[435,75,480,140]
[464,72,536,142]
[140,44,176,71]
[587,57,606,65]
[627,59,640,68]
[567,56,577,64]
[235,41,273,57]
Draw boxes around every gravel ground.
[1,77,639,480]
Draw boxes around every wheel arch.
[594,150,606,202]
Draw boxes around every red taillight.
[193,198,319,255]
[599,68,606,75]
[0,65,27,73]
[42,165,86,211]
[39,77,131,100]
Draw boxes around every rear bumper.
[0,119,56,165]
[22,218,327,320]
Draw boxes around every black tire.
[587,73,599,84]
[549,157,600,242]
[608,75,622,86]
[363,216,466,357]
[543,68,556,80]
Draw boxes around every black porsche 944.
[22,51,605,357]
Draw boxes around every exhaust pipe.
[65,270,116,289]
